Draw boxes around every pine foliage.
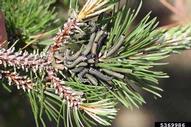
[0,0,57,46]
[1,0,191,127]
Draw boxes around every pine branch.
[0,70,33,91]
[0,46,85,107]
[48,0,116,56]
[46,69,84,107]
[1,0,191,127]
[0,47,51,72]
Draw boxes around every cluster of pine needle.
[1,0,191,127]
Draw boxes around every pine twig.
[0,70,33,92]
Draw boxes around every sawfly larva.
[106,34,125,57]
[89,68,112,81]
[85,73,98,86]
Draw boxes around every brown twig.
[159,0,190,29]
[47,69,84,107]
[1,70,33,92]
[160,0,185,18]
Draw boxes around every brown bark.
[0,11,7,48]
